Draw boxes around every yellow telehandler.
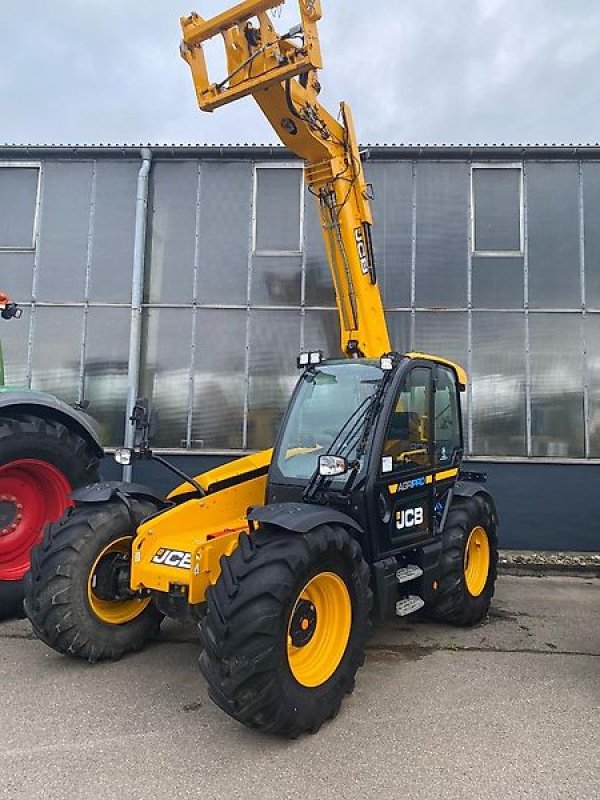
[25,0,498,738]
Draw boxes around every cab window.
[382,367,432,472]
[435,366,462,466]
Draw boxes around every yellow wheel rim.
[87,536,151,625]
[464,526,490,597]
[287,572,352,688]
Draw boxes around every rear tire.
[426,494,498,626]
[199,523,372,738]
[24,498,162,661]
[0,413,100,621]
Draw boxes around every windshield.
[275,362,383,481]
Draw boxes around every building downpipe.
[123,147,152,481]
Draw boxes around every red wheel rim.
[0,460,72,581]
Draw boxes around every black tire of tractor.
[24,498,163,662]
[0,413,100,621]
[425,494,498,626]
[199,523,372,738]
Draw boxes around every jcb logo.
[396,506,424,530]
[354,227,370,275]
[151,548,192,570]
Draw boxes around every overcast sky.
[2,0,600,146]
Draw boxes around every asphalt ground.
[1,575,599,800]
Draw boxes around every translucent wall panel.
[414,311,468,368]
[473,168,521,253]
[0,304,30,387]
[36,162,93,302]
[472,313,527,456]
[255,168,302,252]
[247,310,301,450]
[386,311,412,354]
[197,163,252,305]
[0,167,38,248]
[583,163,600,310]
[303,309,340,356]
[586,315,600,457]
[527,163,581,309]
[530,313,584,457]
[146,161,198,304]
[140,308,192,448]
[305,191,335,306]
[415,162,469,308]
[89,161,138,303]
[83,308,130,447]
[365,162,413,308]
[0,251,34,302]
[31,307,83,402]
[251,255,301,306]
[191,309,246,449]
[472,255,525,309]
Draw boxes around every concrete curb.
[499,550,600,578]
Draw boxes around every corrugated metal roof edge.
[3,143,600,160]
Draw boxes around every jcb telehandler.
[25,0,498,737]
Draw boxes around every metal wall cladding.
[36,161,94,303]
[0,251,35,303]
[255,167,302,252]
[31,306,84,401]
[191,309,247,450]
[415,162,469,308]
[586,315,600,457]
[146,161,198,304]
[472,255,525,309]
[89,161,139,304]
[583,163,600,310]
[527,162,581,310]
[84,308,131,445]
[197,162,253,305]
[0,166,38,249]
[472,313,527,456]
[0,305,30,387]
[247,309,301,451]
[365,162,413,309]
[304,189,335,307]
[140,308,193,449]
[529,313,585,458]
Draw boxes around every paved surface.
[1,576,599,800]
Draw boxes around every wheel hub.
[289,599,317,647]
[0,497,20,535]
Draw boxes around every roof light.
[297,350,324,369]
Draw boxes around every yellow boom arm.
[181,0,391,357]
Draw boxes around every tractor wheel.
[426,495,498,626]
[0,414,100,620]
[24,498,163,661]
[199,523,372,738]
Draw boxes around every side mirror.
[319,455,349,477]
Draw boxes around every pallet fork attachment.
[180,0,323,111]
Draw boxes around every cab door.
[373,365,435,557]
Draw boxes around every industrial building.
[0,143,599,550]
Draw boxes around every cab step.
[395,595,425,617]
[395,565,424,584]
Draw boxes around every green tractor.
[0,294,103,619]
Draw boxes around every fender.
[70,481,168,509]
[248,502,363,535]
[0,389,103,457]
[453,480,499,524]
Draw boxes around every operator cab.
[268,352,465,561]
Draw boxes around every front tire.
[199,523,372,738]
[24,498,162,661]
[426,494,498,626]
